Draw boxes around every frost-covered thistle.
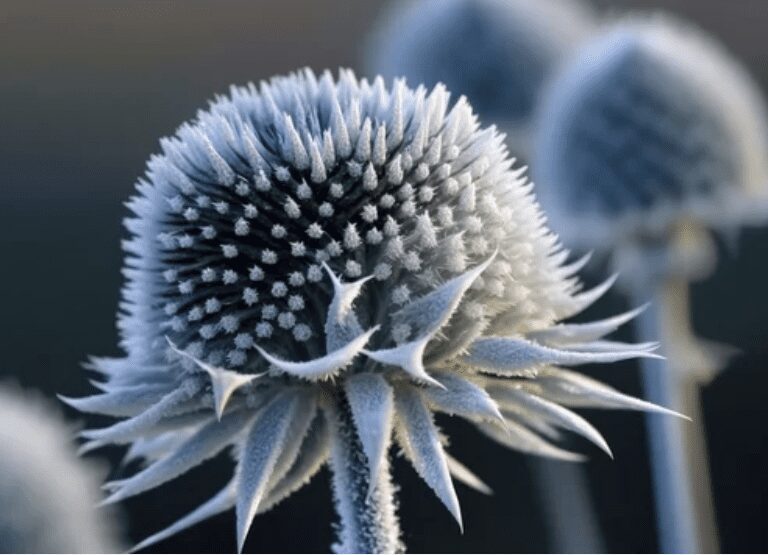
[534,14,768,272]
[366,0,595,157]
[532,16,768,553]
[65,69,678,553]
[0,384,120,553]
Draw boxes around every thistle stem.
[633,278,719,553]
[328,392,402,554]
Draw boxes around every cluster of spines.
[124,70,563,373]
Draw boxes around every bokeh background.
[1,0,766,552]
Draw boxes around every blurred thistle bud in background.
[366,0,596,158]
[63,68,682,553]
[533,14,768,290]
[0,384,121,553]
[532,14,768,554]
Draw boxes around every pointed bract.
[395,388,463,530]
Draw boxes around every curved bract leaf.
[566,340,659,353]
[528,367,689,419]
[122,430,195,466]
[395,388,462,530]
[489,386,612,457]
[258,414,331,515]
[103,409,255,504]
[478,418,586,462]
[58,383,173,417]
[344,373,394,496]
[445,453,493,496]
[558,274,618,320]
[422,372,504,426]
[364,338,445,388]
[392,254,496,339]
[80,380,203,445]
[255,326,379,381]
[131,481,236,553]
[527,305,648,346]
[463,336,660,376]
[236,390,303,553]
[263,390,318,494]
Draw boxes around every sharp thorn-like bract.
[167,338,262,419]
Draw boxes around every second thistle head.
[367,0,595,157]
[533,15,768,284]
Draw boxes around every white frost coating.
[168,339,262,419]
[68,69,681,552]
[393,254,496,339]
[103,409,254,504]
[463,336,660,375]
[58,383,172,417]
[527,304,648,345]
[258,414,331,514]
[395,388,463,530]
[80,381,202,445]
[364,337,445,388]
[478,418,586,462]
[490,387,612,457]
[236,392,301,552]
[519,368,689,419]
[323,263,371,350]
[422,372,504,425]
[262,390,318,496]
[344,373,394,495]
[256,326,379,381]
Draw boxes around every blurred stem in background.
[530,459,605,553]
[631,223,720,553]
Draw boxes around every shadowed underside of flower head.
[64,68,680,552]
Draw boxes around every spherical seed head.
[366,0,595,155]
[121,68,578,370]
[78,69,675,550]
[533,15,768,251]
[0,385,121,552]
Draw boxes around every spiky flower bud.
[533,15,768,264]
[366,0,595,155]
[67,69,676,553]
[0,384,120,552]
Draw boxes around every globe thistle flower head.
[533,15,768,269]
[0,384,121,552]
[366,0,595,156]
[66,69,678,552]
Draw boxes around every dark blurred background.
[1,1,766,552]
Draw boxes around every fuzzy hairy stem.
[328,391,402,554]
[633,278,719,553]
